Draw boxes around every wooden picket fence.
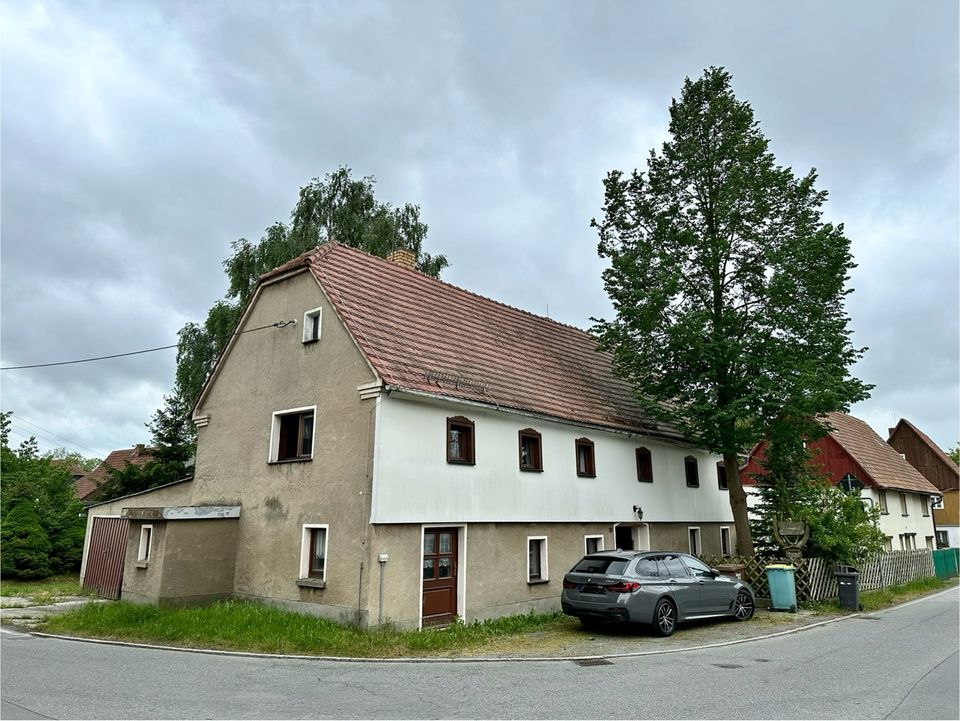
[700,549,936,602]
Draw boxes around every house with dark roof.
[888,419,959,549]
[81,242,734,627]
[740,412,940,552]
[74,445,154,505]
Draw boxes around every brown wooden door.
[422,527,458,626]
[82,516,130,599]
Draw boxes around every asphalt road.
[2,588,957,720]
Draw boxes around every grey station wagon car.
[561,551,755,636]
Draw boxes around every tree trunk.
[725,450,754,555]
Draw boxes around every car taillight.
[608,581,641,593]
[562,579,577,589]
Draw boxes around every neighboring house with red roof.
[741,412,939,552]
[888,419,960,549]
[74,445,154,505]
[82,242,735,626]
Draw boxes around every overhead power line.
[9,416,102,456]
[0,320,296,371]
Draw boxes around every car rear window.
[572,557,629,575]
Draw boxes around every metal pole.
[378,555,387,626]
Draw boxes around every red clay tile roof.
[823,413,939,495]
[262,242,681,439]
[888,418,960,477]
[74,446,154,502]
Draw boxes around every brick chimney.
[386,248,417,270]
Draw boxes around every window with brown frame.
[716,462,728,490]
[899,492,909,516]
[575,438,596,478]
[518,429,543,472]
[684,456,699,487]
[276,410,314,462]
[878,490,888,514]
[447,416,475,465]
[636,447,653,483]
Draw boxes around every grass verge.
[804,575,955,613]
[40,601,571,658]
[0,574,87,604]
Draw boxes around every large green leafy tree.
[592,68,870,554]
[0,412,87,577]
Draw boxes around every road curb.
[25,585,958,664]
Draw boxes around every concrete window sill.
[296,578,326,589]
[135,561,149,569]
[527,579,549,586]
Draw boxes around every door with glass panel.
[422,527,458,626]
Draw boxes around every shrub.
[1,500,52,579]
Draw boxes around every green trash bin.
[766,564,797,612]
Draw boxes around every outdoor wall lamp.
[633,505,643,520]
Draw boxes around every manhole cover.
[573,658,614,667]
[712,663,744,669]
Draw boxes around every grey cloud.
[1,0,957,457]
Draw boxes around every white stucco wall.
[863,488,937,548]
[370,392,733,524]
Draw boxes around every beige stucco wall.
[368,522,613,628]
[649,522,734,556]
[158,519,239,605]
[191,269,378,622]
[119,518,238,606]
[120,520,168,604]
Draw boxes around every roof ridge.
[320,242,597,339]
[824,412,939,493]
[892,417,960,472]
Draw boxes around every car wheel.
[733,590,755,621]
[653,598,676,637]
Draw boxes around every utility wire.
[9,417,101,456]
[0,320,296,371]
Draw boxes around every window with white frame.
[688,527,702,556]
[920,496,930,517]
[883,536,893,553]
[137,524,153,562]
[270,406,316,463]
[899,533,916,550]
[878,490,888,514]
[932,495,944,510]
[303,307,322,343]
[925,536,935,550]
[527,536,548,583]
[584,535,604,555]
[899,492,909,516]
[299,524,329,581]
[720,526,732,556]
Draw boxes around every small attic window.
[303,307,322,343]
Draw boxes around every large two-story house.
[82,242,734,628]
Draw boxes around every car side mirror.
[710,568,721,577]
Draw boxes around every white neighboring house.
[741,412,940,552]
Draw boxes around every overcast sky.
[2,0,958,461]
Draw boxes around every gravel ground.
[445,607,844,659]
